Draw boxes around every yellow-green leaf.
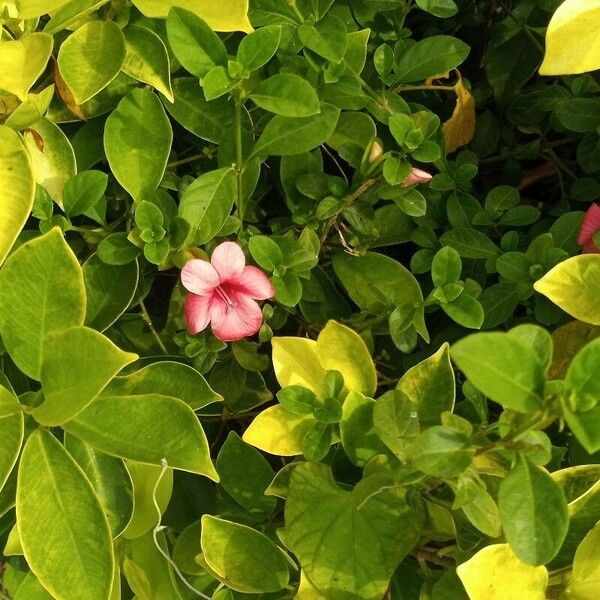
[15,0,68,18]
[0,126,35,265]
[457,544,548,600]
[243,405,314,456]
[23,118,77,207]
[534,255,600,325]
[568,523,600,599]
[316,321,377,397]
[0,33,53,101]
[0,228,86,380]
[272,337,326,397]
[4,85,55,131]
[131,0,252,32]
[540,0,600,75]
[17,430,114,600]
[57,20,126,104]
[122,25,173,102]
[548,320,600,379]
[33,326,138,426]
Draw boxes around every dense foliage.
[2,0,600,598]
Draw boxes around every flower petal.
[181,259,219,295]
[210,292,263,342]
[184,293,213,334]
[231,266,275,300]
[211,241,246,282]
[401,167,433,187]
[578,203,600,245]
[583,239,600,254]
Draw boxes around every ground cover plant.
[3,0,600,598]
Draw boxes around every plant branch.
[139,298,168,354]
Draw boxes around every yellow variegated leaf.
[0,33,53,101]
[534,255,600,326]
[272,337,326,397]
[457,544,548,600]
[540,0,600,75]
[243,405,314,456]
[443,76,476,153]
[131,0,252,32]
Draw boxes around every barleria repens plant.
[2,0,600,599]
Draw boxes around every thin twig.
[139,298,168,354]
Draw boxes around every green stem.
[167,153,204,168]
[394,84,456,93]
[139,298,168,354]
[234,98,245,222]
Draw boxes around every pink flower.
[401,167,433,187]
[578,203,600,254]
[181,241,275,342]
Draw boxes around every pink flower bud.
[401,167,433,187]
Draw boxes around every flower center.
[215,285,235,309]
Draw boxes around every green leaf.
[17,430,114,600]
[410,426,474,478]
[178,167,236,245]
[237,25,281,70]
[333,252,428,341]
[441,293,485,329]
[97,232,141,266]
[216,432,276,516]
[83,254,138,332]
[461,484,502,538]
[316,320,377,396]
[0,228,85,380]
[135,200,164,240]
[498,455,568,565]
[33,326,137,426]
[397,343,455,425]
[63,170,108,218]
[201,515,290,593]
[133,0,253,32]
[457,544,548,600]
[250,73,320,117]
[395,35,469,83]
[23,118,76,208]
[416,0,458,18]
[64,433,134,537]
[64,393,219,479]
[451,333,544,413]
[0,33,53,100]
[104,87,173,202]
[122,25,173,102]
[57,20,125,104]
[534,255,600,326]
[271,337,326,396]
[103,360,221,410]
[285,464,424,600]
[166,7,227,78]
[508,324,554,375]
[432,246,462,287]
[163,78,234,143]
[277,385,320,415]
[562,400,600,455]
[11,572,53,600]
[250,103,340,158]
[248,235,284,270]
[121,461,173,540]
[298,14,347,63]
[0,126,35,265]
[440,227,499,259]
[16,0,71,18]
[340,391,388,466]
[373,390,419,459]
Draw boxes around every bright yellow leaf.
[443,76,476,153]
[131,0,252,32]
[272,337,326,397]
[457,544,548,600]
[242,405,313,456]
[540,0,600,75]
[0,33,53,101]
[534,255,600,326]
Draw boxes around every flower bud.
[401,167,433,187]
